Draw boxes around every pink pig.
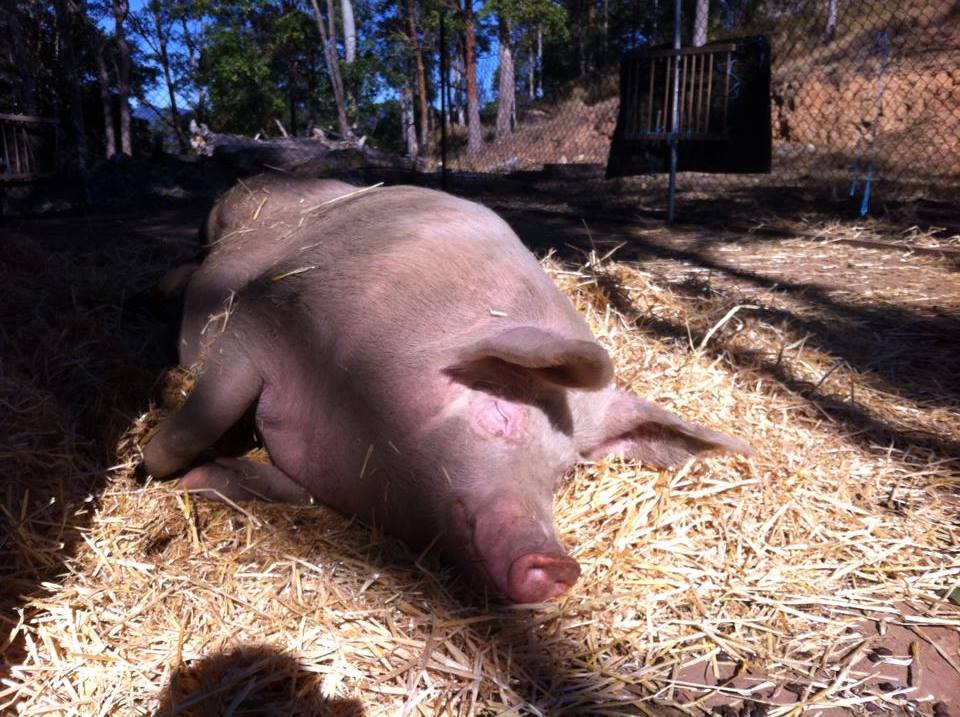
[143,174,749,603]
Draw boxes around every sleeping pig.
[143,174,749,603]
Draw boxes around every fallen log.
[189,121,414,176]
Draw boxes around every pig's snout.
[456,495,581,603]
[508,552,581,603]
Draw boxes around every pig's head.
[426,326,750,604]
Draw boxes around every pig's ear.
[456,326,613,389]
[577,389,752,468]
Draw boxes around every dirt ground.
[1,179,958,714]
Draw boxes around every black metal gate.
[607,35,772,178]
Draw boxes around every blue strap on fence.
[850,30,889,216]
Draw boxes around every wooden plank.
[662,54,671,133]
[0,113,57,124]
[678,54,687,132]
[637,43,736,59]
[627,130,729,142]
[722,50,731,133]
[12,124,22,174]
[633,58,643,135]
[0,171,55,183]
[624,60,633,137]
[704,52,714,133]
[695,52,704,133]
[646,58,655,133]
[1,124,9,174]
[21,126,33,174]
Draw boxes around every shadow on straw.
[152,644,365,717]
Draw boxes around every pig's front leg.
[179,457,313,503]
[142,347,263,479]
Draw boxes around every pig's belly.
[254,402,391,520]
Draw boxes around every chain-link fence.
[436,0,960,221]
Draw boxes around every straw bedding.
[1,207,958,716]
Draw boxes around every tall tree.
[111,0,133,155]
[824,0,837,42]
[174,0,207,120]
[494,0,564,130]
[400,75,418,158]
[53,0,87,173]
[535,25,541,97]
[693,0,709,47]
[495,14,514,138]
[462,0,482,153]
[4,3,38,115]
[404,0,430,151]
[309,0,351,136]
[136,0,188,152]
[342,0,357,63]
[93,33,117,157]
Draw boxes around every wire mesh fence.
[436,0,960,220]
[106,0,960,224]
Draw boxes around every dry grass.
[1,212,958,716]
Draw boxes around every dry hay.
[1,225,959,716]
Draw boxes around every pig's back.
[282,185,593,362]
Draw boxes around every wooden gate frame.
[621,43,738,142]
[0,113,58,182]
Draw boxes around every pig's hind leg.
[142,346,263,480]
[179,458,313,503]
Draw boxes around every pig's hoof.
[508,553,581,603]
[178,458,313,504]
[133,460,150,485]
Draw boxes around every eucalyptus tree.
[486,0,566,140]
[110,0,134,154]
[131,0,189,151]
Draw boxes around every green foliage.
[200,27,284,133]
[483,0,567,42]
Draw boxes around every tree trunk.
[309,0,351,136]
[306,64,318,132]
[53,0,87,175]
[289,76,298,136]
[495,15,514,139]
[406,0,430,151]
[400,76,418,159]
[112,0,133,155]
[94,38,117,158]
[527,37,535,100]
[327,0,336,45]
[463,0,482,154]
[341,0,356,63]
[536,26,542,97]
[577,21,585,77]
[153,8,188,153]
[603,0,608,62]
[177,11,207,120]
[7,5,38,114]
[577,0,594,76]
[693,0,709,47]
[824,0,838,42]
[453,40,465,125]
